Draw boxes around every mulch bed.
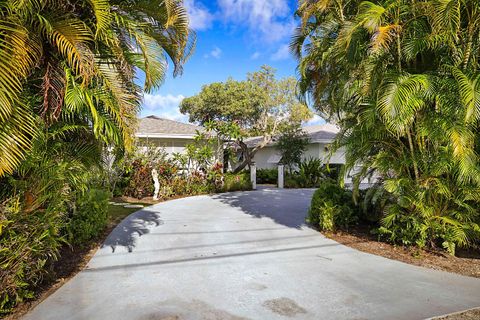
[433,308,480,319]
[324,225,480,278]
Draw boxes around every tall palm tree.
[0,0,195,177]
[293,0,480,253]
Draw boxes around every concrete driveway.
[24,188,480,320]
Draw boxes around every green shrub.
[357,185,388,224]
[223,172,252,192]
[65,189,110,246]
[285,174,301,188]
[297,157,324,187]
[376,178,480,255]
[256,168,278,184]
[124,159,155,199]
[285,158,326,188]
[308,180,358,231]
[323,164,343,181]
[0,198,66,315]
[179,174,211,195]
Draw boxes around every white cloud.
[218,0,295,42]
[184,0,213,30]
[204,46,222,59]
[250,51,261,60]
[142,93,187,122]
[271,44,291,61]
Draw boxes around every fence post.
[278,164,284,189]
[250,163,257,190]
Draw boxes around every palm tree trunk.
[406,129,420,181]
[462,22,475,70]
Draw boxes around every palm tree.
[0,0,195,177]
[293,0,480,254]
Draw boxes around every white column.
[250,164,257,190]
[278,164,284,189]
[152,168,160,200]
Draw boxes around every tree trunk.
[232,135,273,173]
[233,141,254,173]
[406,130,420,182]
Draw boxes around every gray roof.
[303,123,339,142]
[137,116,203,136]
[244,123,339,148]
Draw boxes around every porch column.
[250,163,257,190]
[278,164,284,189]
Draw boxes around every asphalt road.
[23,188,480,320]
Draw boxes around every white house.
[243,124,345,169]
[135,115,204,156]
[136,117,374,186]
[238,124,378,186]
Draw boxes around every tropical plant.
[0,121,100,313]
[308,180,358,231]
[0,197,66,315]
[0,0,194,313]
[294,0,480,254]
[65,189,110,246]
[222,172,252,192]
[276,126,310,172]
[296,157,325,187]
[122,146,171,199]
[0,0,195,177]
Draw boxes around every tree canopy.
[276,127,310,172]
[293,0,480,254]
[0,0,195,177]
[180,65,312,171]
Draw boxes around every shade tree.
[180,65,312,172]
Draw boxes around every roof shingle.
[243,123,339,148]
[137,116,203,136]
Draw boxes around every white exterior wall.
[250,147,279,169]
[137,137,193,157]
[250,143,364,185]
[246,142,378,187]
[251,142,346,169]
[136,137,223,168]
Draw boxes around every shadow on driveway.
[102,210,163,253]
[212,187,316,229]
[85,241,342,273]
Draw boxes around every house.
[135,115,204,156]
[239,124,379,186]
[242,124,345,170]
[136,117,374,185]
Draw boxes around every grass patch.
[107,202,145,225]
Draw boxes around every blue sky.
[140,0,322,125]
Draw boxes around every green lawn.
[107,202,147,225]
